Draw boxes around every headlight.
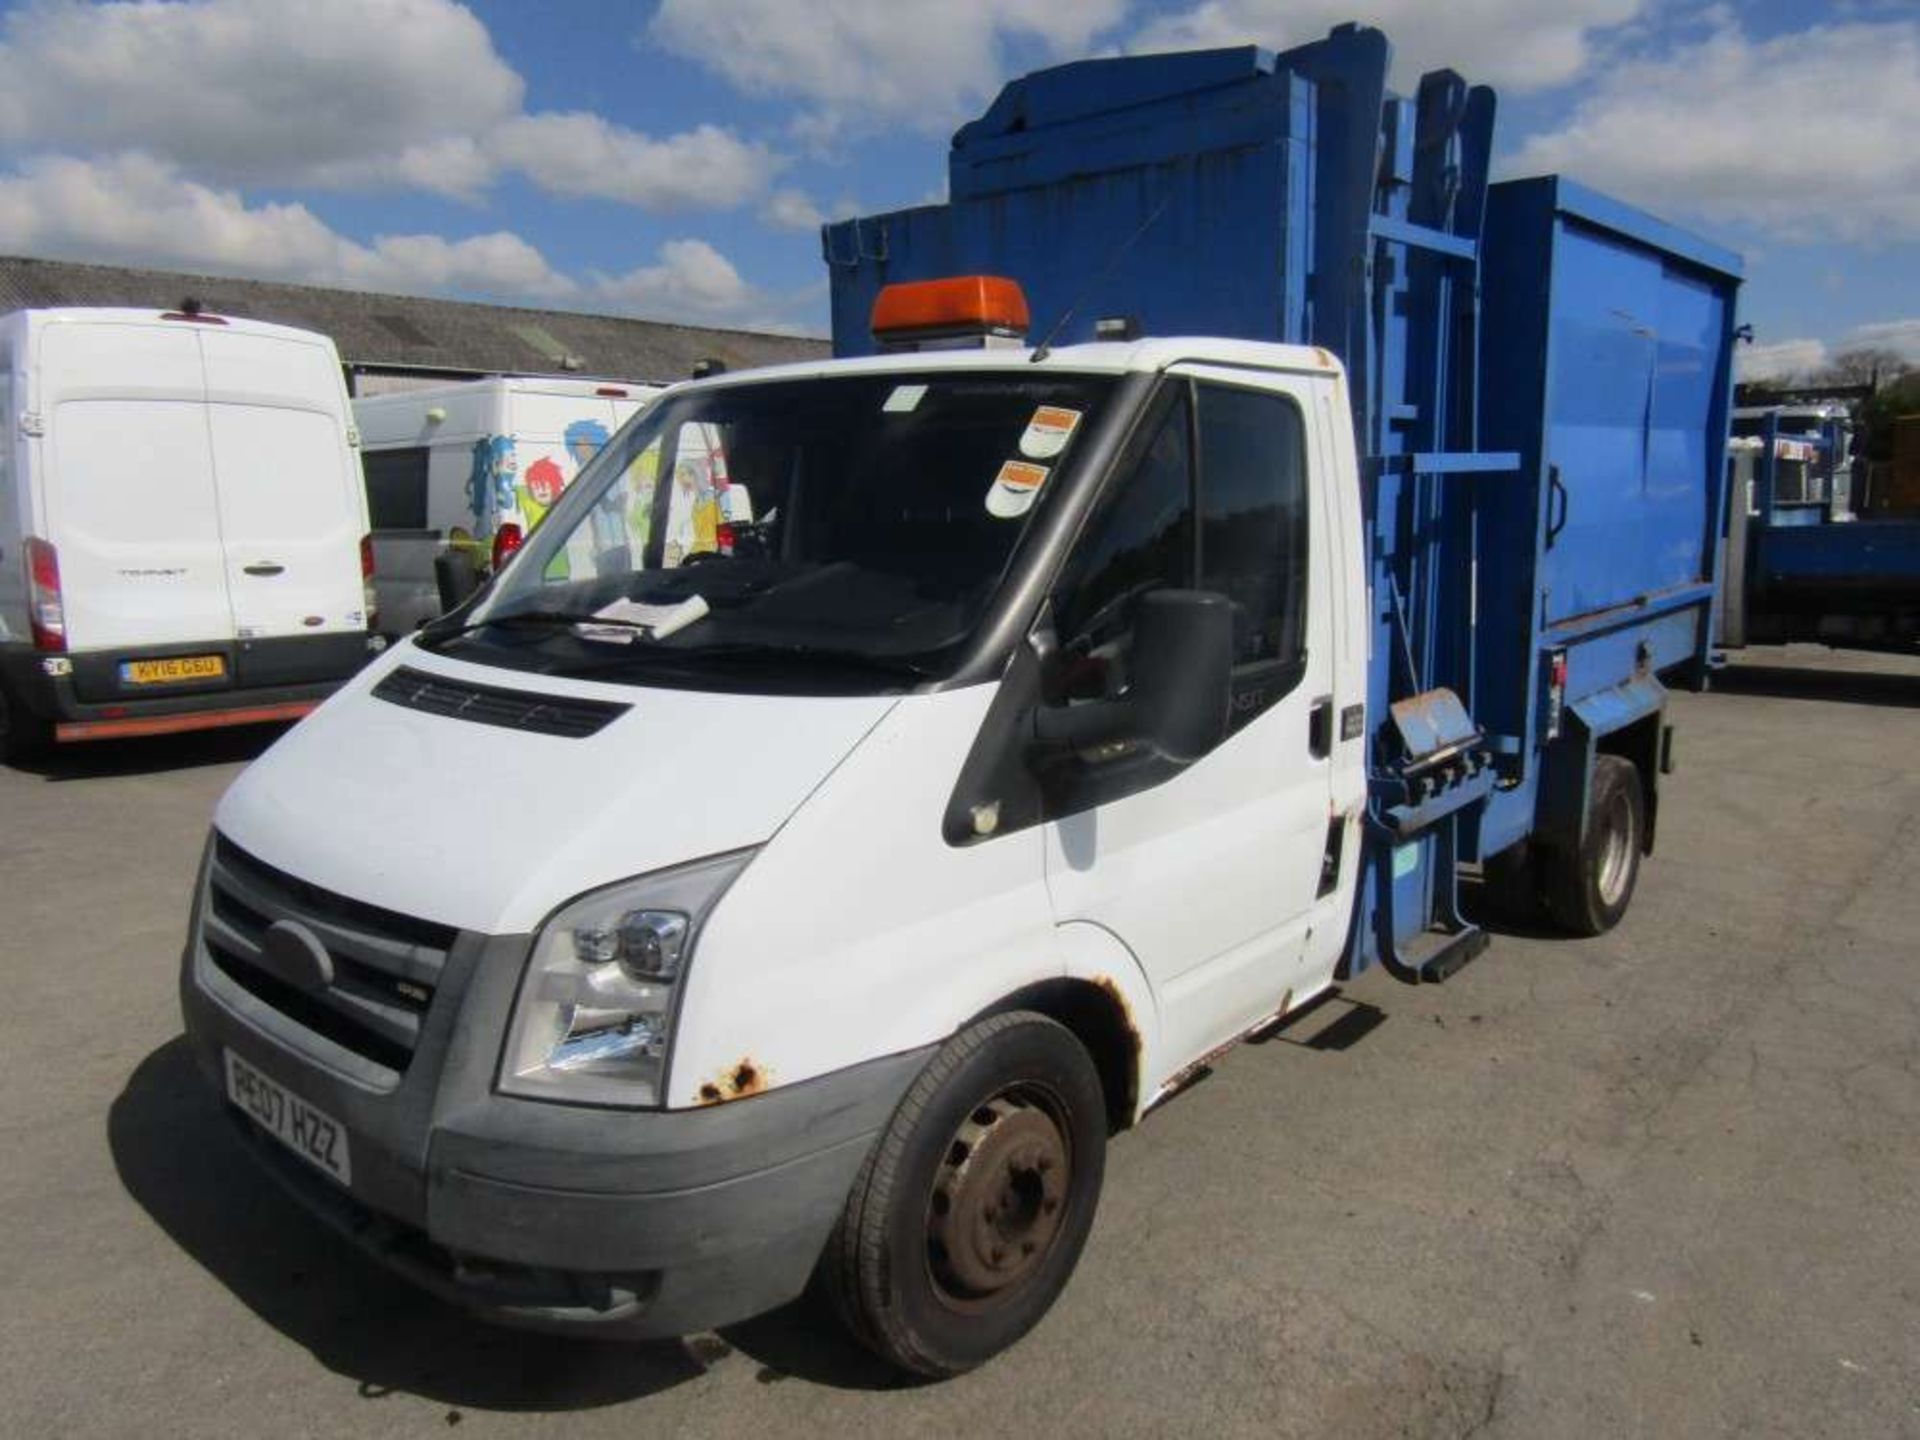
[499,849,753,1107]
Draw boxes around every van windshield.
[420,369,1118,691]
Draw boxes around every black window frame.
[1048,375,1311,723]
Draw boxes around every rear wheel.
[1541,755,1644,936]
[822,1012,1107,1377]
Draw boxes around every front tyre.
[1542,754,1645,936]
[823,1012,1107,1377]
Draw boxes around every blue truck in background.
[827,24,1742,976]
[1721,402,1920,652]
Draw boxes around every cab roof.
[677,336,1346,392]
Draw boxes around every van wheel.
[0,680,50,765]
[1541,755,1644,936]
[822,1012,1107,1377]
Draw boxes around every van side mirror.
[1033,589,1234,765]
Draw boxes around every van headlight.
[499,849,754,1107]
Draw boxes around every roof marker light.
[871,275,1030,351]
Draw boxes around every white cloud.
[488,114,775,211]
[0,0,520,198]
[1737,338,1827,384]
[761,188,828,233]
[592,239,763,326]
[1734,319,1920,383]
[0,151,813,329]
[1508,19,1920,242]
[650,0,1129,134]
[0,153,576,299]
[0,0,774,212]
[1843,319,1920,363]
[1132,0,1644,93]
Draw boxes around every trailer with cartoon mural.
[354,376,664,635]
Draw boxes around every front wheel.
[1541,754,1644,936]
[822,1012,1108,1377]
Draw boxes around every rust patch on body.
[697,1058,770,1104]
[1090,975,1141,1052]
[1156,989,1296,1104]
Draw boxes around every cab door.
[1040,368,1338,1081]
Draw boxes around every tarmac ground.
[2,643,1916,1438]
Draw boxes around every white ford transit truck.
[182,331,1370,1374]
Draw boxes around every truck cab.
[182,308,1370,1375]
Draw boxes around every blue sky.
[0,0,1910,380]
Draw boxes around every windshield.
[420,369,1118,692]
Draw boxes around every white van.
[353,377,663,636]
[0,308,374,759]
[181,332,1369,1375]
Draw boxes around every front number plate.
[225,1049,352,1185]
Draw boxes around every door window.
[1196,383,1309,672]
[1052,379,1309,719]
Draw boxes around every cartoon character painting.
[565,418,610,470]
[519,455,567,531]
[466,435,516,534]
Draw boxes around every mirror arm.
[1031,697,1135,753]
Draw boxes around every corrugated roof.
[0,254,828,383]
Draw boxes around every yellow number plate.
[120,655,227,685]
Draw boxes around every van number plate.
[225,1049,351,1185]
[121,655,226,684]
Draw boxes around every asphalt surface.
[2,644,1916,1438]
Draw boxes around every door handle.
[1545,464,1569,549]
[243,562,286,577]
[1308,694,1333,759]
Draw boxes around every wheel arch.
[968,975,1145,1135]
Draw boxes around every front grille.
[204,837,456,1078]
[372,665,628,738]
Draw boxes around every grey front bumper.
[178,841,932,1337]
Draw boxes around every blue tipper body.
[823,24,1744,978]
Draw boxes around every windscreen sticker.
[986,459,1050,518]
[883,383,929,414]
[1018,405,1083,459]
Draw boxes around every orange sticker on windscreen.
[1018,405,1083,459]
[986,459,1050,518]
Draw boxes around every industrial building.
[0,254,828,394]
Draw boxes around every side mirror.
[1033,589,1234,765]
